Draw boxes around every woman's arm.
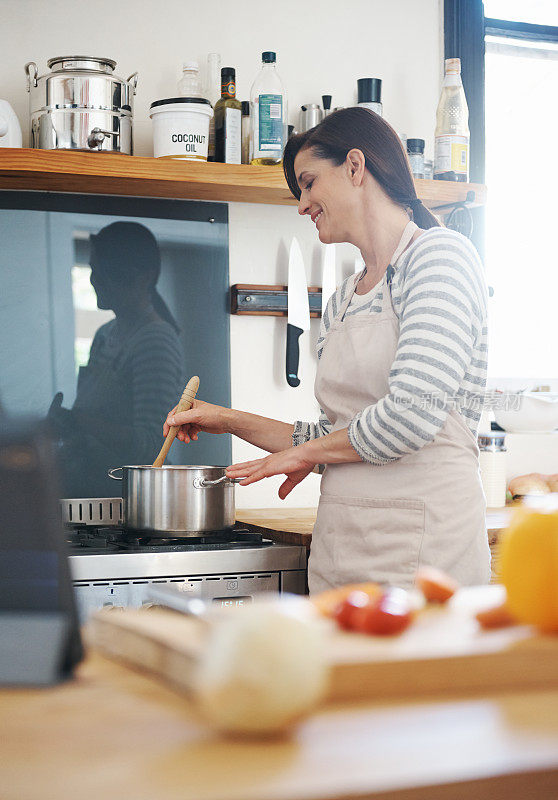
[226,427,361,499]
[165,400,295,453]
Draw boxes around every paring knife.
[321,244,336,317]
[286,237,310,387]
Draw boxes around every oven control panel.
[73,573,280,623]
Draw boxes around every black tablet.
[0,419,83,684]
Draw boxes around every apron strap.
[338,220,420,320]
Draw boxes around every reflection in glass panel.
[0,205,230,498]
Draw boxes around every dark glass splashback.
[0,193,231,498]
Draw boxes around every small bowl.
[494,393,558,433]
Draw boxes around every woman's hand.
[226,444,318,500]
[164,399,232,443]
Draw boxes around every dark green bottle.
[214,67,242,164]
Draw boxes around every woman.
[164,108,490,591]
[50,221,182,497]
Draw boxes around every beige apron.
[310,221,491,593]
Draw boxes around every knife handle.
[286,324,302,388]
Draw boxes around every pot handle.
[126,72,139,95]
[24,61,38,91]
[193,475,245,489]
[108,467,123,480]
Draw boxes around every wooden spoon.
[152,376,199,468]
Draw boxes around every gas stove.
[62,499,308,622]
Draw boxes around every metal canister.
[299,104,324,133]
[24,56,138,153]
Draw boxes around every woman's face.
[294,147,360,244]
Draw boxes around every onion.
[192,596,330,734]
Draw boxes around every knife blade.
[321,244,336,317]
[286,237,310,388]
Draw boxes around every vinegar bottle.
[214,67,242,164]
[434,58,470,182]
[250,51,287,165]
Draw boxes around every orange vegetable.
[415,566,459,603]
[476,601,517,630]
[311,582,383,618]
[499,503,558,633]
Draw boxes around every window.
[483,1,558,387]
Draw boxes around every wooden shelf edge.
[0,148,486,210]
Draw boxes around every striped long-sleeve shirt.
[293,227,488,465]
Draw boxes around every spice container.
[407,138,425,179]
[357,78,382,116]
[478,433,507,508]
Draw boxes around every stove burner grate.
[66,525,272,553]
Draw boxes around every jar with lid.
[478,432,508,508]
[407,138,425,179]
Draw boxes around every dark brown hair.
[283,107,441,230]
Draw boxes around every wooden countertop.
[2,650,558,800]
[236,507,514,547]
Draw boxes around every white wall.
[3,0,443,507]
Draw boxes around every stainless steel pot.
[108,465,242,536]
[24,56,138,153]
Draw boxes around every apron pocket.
[314,495,425,590]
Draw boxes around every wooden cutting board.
[89,585,558,703]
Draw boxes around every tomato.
[334,588,413,636]
[353,588,413,636]
[333,591,371,630]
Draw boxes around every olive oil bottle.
[214,67,242,164]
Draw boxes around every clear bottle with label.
[214,67,242,164]
[205,53,221,162]
[241,100,251,164]
[178,61,203,97]
[250,51,287,165]
[357,78,382,116]
[434,58,470,182]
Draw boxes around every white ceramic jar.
[149,98,213,161]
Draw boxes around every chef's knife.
[321,244,336,317]
[286,237,310,387]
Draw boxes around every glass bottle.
[407,138,425,179]
[434,58,470,182]
[214,68,242,164]
[241,100,251,164]
[177,61,202,97]
[250,51,287,166]
[205,53,221,162]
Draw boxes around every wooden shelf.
[0,148,486,209]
